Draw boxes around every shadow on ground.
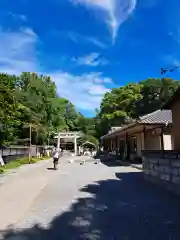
[98,155,127,167]
[47,167,56,171]
[98,154,142,168]
[1,171,180,239]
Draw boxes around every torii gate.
[55,132,81,156]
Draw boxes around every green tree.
[135,78,180,116]
[0,71,99,146]
[96,78,180,138]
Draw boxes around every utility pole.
[57,133,61,151]
[74,132,77,156]
[48,132,50,147]
[29,124,32,163]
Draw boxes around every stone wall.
[142,150,180,194]
[0,147,29,163]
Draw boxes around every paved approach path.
[1,158,180,239]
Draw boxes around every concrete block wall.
[142,150,180,194]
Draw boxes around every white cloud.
[87,36,107,48]
[50,72,113,110]
[70,0,137,43]
[0,27,37,74]
[19,15,27,21]
[164,55,180,70]
[164,31,180,69]
[0,28,113,112]
[68,32,107,48]
[73,52,108,66]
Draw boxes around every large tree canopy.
[1,73,179,146]
[0,72,98,146]
[96,78,180,138]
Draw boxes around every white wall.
[163,134,172,150]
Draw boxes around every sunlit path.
[1,158,180,239]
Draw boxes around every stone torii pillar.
[56,132,80,156]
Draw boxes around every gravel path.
[1,159,180,239]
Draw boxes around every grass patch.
[0,156,51,173]
[0,168,5,174]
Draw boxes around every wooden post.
[141,127,145,151]
[125,133,129,160]
[160,128,164,151]
[116,136,118,155]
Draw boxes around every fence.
[0,145,54,164]
[0,146,29,163]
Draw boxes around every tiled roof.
[101,110,172,139]
[109,127,122,133]
[139,110,172,125]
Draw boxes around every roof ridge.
[139,109,161,120]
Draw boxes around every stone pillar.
[74,133,77,156]
[57,133,61,150]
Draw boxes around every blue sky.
[0,0,180,116]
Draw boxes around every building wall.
[163,134,172,150]
[102,126,172,155]
[132,130,172,158]
[172,100,180,150]
[133,130,171,157]
[162,127,172,150]
[144,132,161,150]
[136,133,144,156]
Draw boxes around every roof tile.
[139,110,172,125]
